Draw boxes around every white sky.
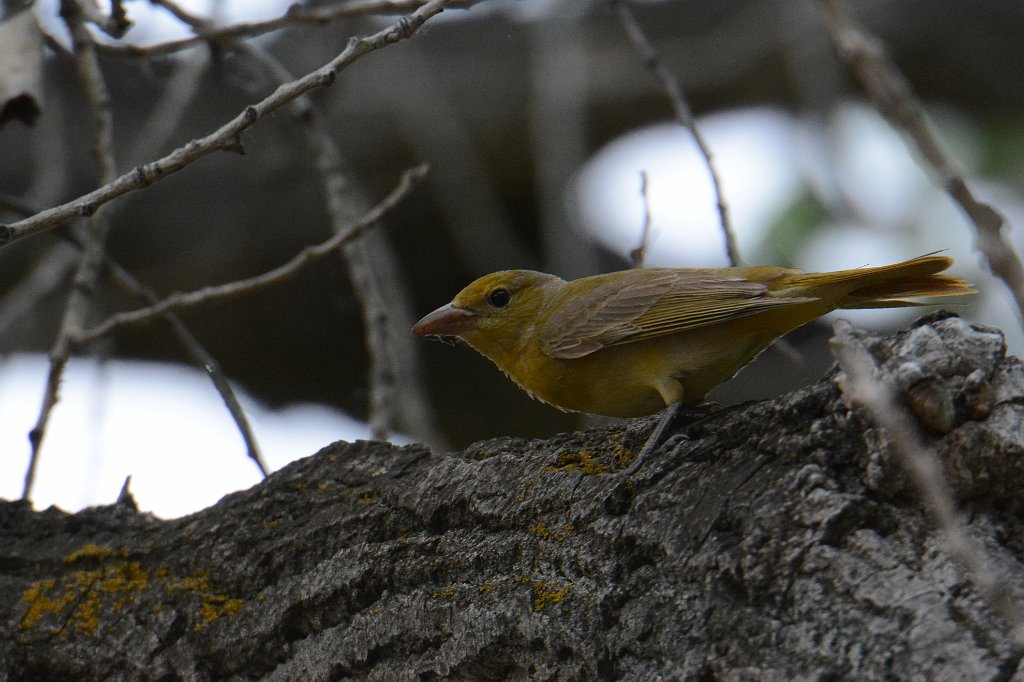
[0,355,384,518]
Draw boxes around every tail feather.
[779,255,976,309]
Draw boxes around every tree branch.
[816,0,1024,321]
[75,164,429,344]
[97,0,462,58]
[24,0,120,499]
[0,0,470,248]
[611,0,740,266]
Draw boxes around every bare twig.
[611,0,740,267]
[0,0,469,248]
[153,0,419,451]
[227,28,407,441]
[97,0,461,58]
[5,16,267,482]
[5,215,271,478]
[75,0,131,38]
[76,164,429,344]
[832,319,1024,648]
[101,254,272,478]
[630,171,653,267]
[24,0,119,499]
[816,0,1024,320]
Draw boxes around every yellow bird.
[413,254,974,431]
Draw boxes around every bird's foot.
[621,402,716,475]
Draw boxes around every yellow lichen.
[356,492,375,505]
[18,561,150,637]
[196,595,244,631]
[511,575,573,612]
[63,544,125,565]
[545,451,612,475]
[529,522,575,543]
[19,578,69,631]
[614,445,636,469]
[19,556,243,638]
[530,580,572,612]
[432,586,455,600]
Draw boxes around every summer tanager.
[412,255,974,419]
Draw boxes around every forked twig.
[76,165,429,344]
[630,171,654,267]
[97,0,461,58]
[0,0,466,248]
[24,0,119,499]
[816,0,1024,320]
[612,0,740,266]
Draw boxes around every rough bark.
[3,312,1024,681]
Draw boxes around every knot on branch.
[833,313,1022,505]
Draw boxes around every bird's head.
[412,270,564,355]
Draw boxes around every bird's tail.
[783,254,976,309]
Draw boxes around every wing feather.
[543,268,815,359]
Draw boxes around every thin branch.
[5,223,271,478]
[0,0,469,248]
[191,0,446,445]
[24,0,119,499]
[629,170,653,267]
[611,0,740,267]
[816,0,1024,321]
[151,0,413,456]
[219,17,406,441]
[5,19,267,482]
[76,0,131,38]
[96,0,462,58]
[76,164,429,344]
[832,319,1024,648]
[101,255,272,478]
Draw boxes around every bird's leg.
[623,401,712,475]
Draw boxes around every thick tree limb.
[4,313,1023,679]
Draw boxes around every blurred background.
[1,0,1022,516]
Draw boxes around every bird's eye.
[488,288,511,308]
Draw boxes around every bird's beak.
[412,303,477,339]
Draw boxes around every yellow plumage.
[413,255,975,418]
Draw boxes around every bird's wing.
[542,268,815,359]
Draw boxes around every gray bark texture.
[3,312,1024,681]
